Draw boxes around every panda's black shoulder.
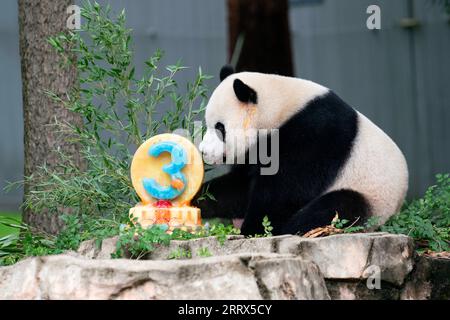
[271,90,359,202]
[280,90,358,146]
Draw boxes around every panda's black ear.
[220,64,235,82]
[233,79,258,104]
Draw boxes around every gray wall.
[0,0,449,211]
[289,0,450,196]
[0,0,23,211]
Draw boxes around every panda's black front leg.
[240,210,265,236]
[240,198,289,236]
[193,165,249,220]
[239,178,279,236]
[240,172,298,236]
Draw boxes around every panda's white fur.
[199,70,409,231]
[327,112,408,224]
[200,72,328,164]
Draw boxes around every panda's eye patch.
[214,122,226,142]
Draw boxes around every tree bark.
[18,0,83,234]
[227,0,294,76]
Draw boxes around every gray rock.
[78,235,284,260]
[0,257,41,299]
[326,255,450,300]
[325,280,400,300]
[0,253,329,300]
[77,232,415,286]
[401,256,450,300]
[77,236,119,259]
[365,233,415,286]
[2,232,434,300]
[249,256,330,300]
[278,232,415,285]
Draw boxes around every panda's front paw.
[199,130,225,164]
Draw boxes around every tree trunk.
[227,0,294,76]
[18,0,83,234]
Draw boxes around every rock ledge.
[1,233,448,300]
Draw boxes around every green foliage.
[382,174,450,252]
[262,215,273,237]
[112,223,172,259]
[0,212,21,237]
[197,247,212,257]
[251,215,274,238]
[331,216,380,234]
[206,223,241,245]
[195,184,216,202]
[9,0,211,222]
[0,215,239,264]
[111,221,239,259]
[331,218,348,230]
[0,216,57,266]
[168,248,192,260]
[0,214,121,266]
[56,214,120,250]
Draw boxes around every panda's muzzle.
[199,128,226,164]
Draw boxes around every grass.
[0,212,21,237]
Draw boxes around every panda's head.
[199,65,328,164]
[199,65,262,164]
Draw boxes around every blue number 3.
[142,141,187,200]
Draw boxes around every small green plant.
[251,215,274,238]
[168,248,192,260]
[110,221,239,259]
[170,228,200,241]
[382,174,450,252]
[331,215,380,233]
[206,223,241,245]
[195,184,216,202]
[331,214,348,230]
[112,223,171,259]
[197,247,212,257]
[262,215,273,237]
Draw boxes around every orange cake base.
[129,204,202,232]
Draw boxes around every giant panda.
[197,65,408,236]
